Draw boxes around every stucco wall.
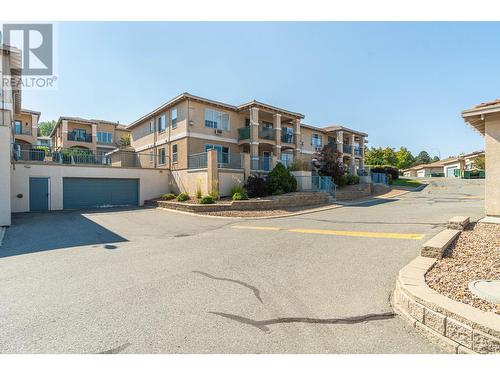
[170,169,209,196]
[10,163,170,213]
[485,114,500,216]
[218,170,245,197]
[0,126,12,225]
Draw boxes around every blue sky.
[23,22,498,158]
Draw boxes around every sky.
[22,22,499,158]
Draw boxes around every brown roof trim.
[50,116,127,137]
[236,100,304,119]
[21,108,41,116]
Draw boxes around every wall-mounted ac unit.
[214,129,222,135]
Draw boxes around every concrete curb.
[420,229,461,259]
[394,255,500,354]
[0,227,5,247]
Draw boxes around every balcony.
[343,144,352,154]
[68,132,92,143]
[14,127,32,136]
[250,156,272,171]
[258,127,275,141]
[354,146,361,156]
[281,132,295,144]
[238,127,251,141]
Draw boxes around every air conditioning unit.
[214,129,223,135]
[315,146,322,152]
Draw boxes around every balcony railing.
[238,127,250,141]
[251,156,272,171]
[188,152,208,169]
[343,144,352,154]
[281,133,295,144]
[188,152,244,169]
[354,146,361,156]
[68,132,92,143]
[14,127,33,136]
[258,128,275,141]
[12,145,156,168]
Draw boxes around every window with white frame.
[172,144,178,163]
[311,134,322,147]
[204,144,229,164]
[149,120,155,134]
[171,108,178,129]
[158,148,166,165]
[158,115,166,133]
[204,108,229,131]
[97,131,113,143]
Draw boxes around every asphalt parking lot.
[0,178,485,353]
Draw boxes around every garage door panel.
[63,178,138,209]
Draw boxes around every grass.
[392,178,423,188]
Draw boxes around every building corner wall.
[485,117,500,216]
[0,126,12,226]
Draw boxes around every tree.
[395,147,414,170]
[313,145,344,183]
[365,147,386,166]
[432,156,440,162]
[119,134,131,148]
[38,120,56,136]
[414,151,431,166]
[473,155,485,170]
[381,147,398,166]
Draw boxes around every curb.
[0,227,5,247]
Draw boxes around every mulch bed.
[425,222,500,313]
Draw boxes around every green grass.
[392,178,423,188]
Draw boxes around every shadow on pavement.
[1,210,130,258]
[340,198,399,207]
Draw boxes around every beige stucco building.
[127,92,367,174]
[462,100,500,217]
[50,117,130,154]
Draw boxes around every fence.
[293,173,336,198]
[371,172,388,184]
[188,152,208,169]
[250,156,272,172]
[188,152,244,170]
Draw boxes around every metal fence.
[293,173,336,198]
[188,152,208,169]
[250,156,272,172]
[371,172,388,184]
[219,153,243,169]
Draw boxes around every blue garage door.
[63,178,139,209]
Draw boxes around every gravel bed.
[198,203,336,218]
[425,222,500,313]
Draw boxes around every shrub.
[176,193,190,202]
[230,185,245,196]
[244,174,269,198]
[195,183,202,199]
[336,175,347,187]
[345,174,360,185]
[272,188,285,196]
[209,190,220,200]
[232,191,248,201]
[288,158,310,171]
[268,163,297,194]
[160,193,176,200]
[199,195,215,204]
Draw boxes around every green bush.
[370,165,399,180]
[230,185,245,196]
[209,190,220,200]
[344,174,360,185]
[199,195,215,204]
[272,188,285,196]
[268,163,297,194]
[336,175,347,187]
[288,158,310,171]
[176,193,190,202]
[232,191,248,201]
[160,193,176,200]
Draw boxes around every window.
[97,132,113,143]
[149,120,155,134]
[14,120,22,134]
[149,150,154,164]
[172,144,178,163]
[311,134,322,147]
[158,115,166,133]
[204,144,229,164]
[204,108,229,130]
[158,148,166,165]
[262,121,273,129]
[171,108,178,129]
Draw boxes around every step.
[447,216,470,230]
[420,229,461,259]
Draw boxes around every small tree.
[38,120,56,136]
[314,145,344,184]
[473,155,485,170]
[268,163,297,195]
[119,134,131,148]
[395,147,414,170]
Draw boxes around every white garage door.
[446,166,458,178]
[417,170,425,177]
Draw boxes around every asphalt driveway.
[0,179,485,353]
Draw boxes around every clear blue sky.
[24,22,498,158]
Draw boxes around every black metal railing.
[281,132,295,144]
[68,132,92,143]
[258,128,275,141]
[238,127,251,141]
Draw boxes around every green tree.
[473,155,485,169]
[414,151,431,166]
[432,156,440,162]
[38,120,56,136]
[314,145,344,183]
[395,147,414,170]
[365,147,386,166]
[381,147,398,166]
[119,133,131,148]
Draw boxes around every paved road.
[0,178,484,353]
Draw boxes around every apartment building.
[127,92,367,173]
[50,116,130,154]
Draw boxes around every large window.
[97,131,113,143]
[149,120,155,134]
[205,108,229,131]
[204,144,229,164]
[171,108,178,129]
[172,144,178,163]
[158,115,166,133]
[158,148,166,165]
[14,120,22,134]
[311,134,322,147]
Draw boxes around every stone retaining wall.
[145,192,331,213]
[394,256,500,354]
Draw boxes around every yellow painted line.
[288,228,424,240]
[231,225,424,240]
[461,196,483,200]
[231,225,281,231]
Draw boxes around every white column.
[293,118,301,158]
[250,107,259,168]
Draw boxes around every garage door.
[446,166,457,178]
[63,178,139,209]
